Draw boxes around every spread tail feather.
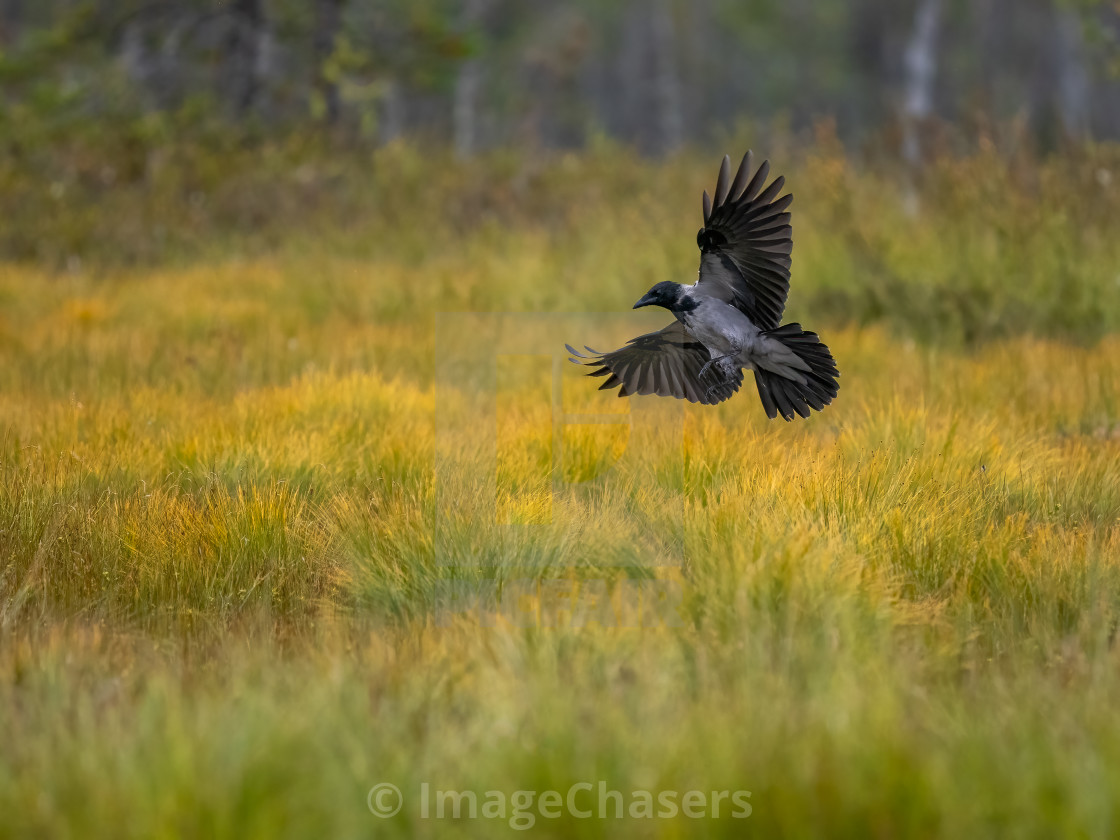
[753,324,839,421]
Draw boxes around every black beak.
[633,294,656,309]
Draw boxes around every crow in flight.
[567,152,839,420]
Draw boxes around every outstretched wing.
[566,321,742,406]
[696,151,793,330]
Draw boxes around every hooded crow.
[567,152,839,420]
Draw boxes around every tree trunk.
[901,0,942,168]
[0,0,22,46]
[380,79,405,144]
[120,21,150,88]
[225,0,265,117]
[650,0,683,154]
[314,0,344,125]
[453,61,481,158]
[453,0,487,159]
[1054,8,1088,141]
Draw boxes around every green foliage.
[3,126,1119,345]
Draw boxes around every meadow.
[2,137,1120,837]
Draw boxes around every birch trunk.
[453,0,487,159]
[1055,9,1088,141]
[650,0,683,154]
[901,0,942,168]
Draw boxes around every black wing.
[695,151,793,330]
[566,321,742,406]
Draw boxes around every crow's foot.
[698,353,735,381]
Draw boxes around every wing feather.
[712,155,732,208]
[695,152,793,330]
[728,150,755,202]
[567,322,742,406]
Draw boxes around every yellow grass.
[2,146,1120,837]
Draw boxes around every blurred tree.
[901,0,941,168]
[1055,4,1090,140]
[1,0,1119,152]
[224,0,266,116]
[314,0,345,124]
[453,0,487,158]
[0,0,22,46]
[650,0,683,154]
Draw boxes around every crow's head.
[633,281,685,311]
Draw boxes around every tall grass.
[1,143,1120,837]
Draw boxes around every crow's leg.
[698,353,736,382]
[700,353,740,401]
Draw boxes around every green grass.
[2,143,1120,837]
